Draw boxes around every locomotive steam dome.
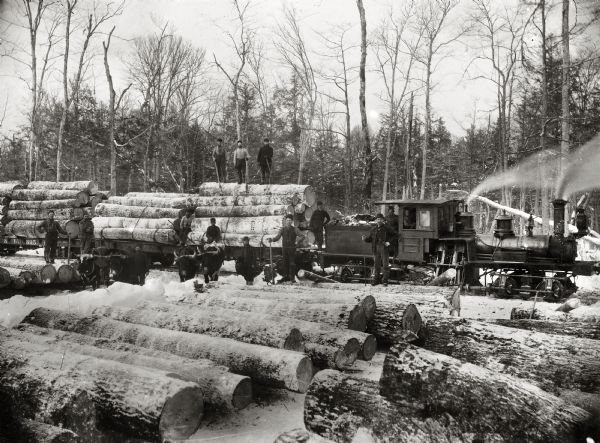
[494,214,515,239]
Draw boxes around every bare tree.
[56,0,123,180]
[560,0,570,171]
[374,1,422,205]
[414,0,462,199]
[356,0,372,208]
[213,0,253,142]
[275,5,318,184]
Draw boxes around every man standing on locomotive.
[362,213,398,286]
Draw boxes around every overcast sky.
[0,0,586,138]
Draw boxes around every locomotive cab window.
[403,208,417,229]
[419,210,431,229]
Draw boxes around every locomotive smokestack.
[552,199,567,237]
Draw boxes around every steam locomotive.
[320,198,599,300]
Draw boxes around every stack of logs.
[93,183,318,248]
[0,180,106,240]
[288,290,600,443]
[0,256,79,290]
[0,283,442,441]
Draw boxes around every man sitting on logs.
[37,211,68,264]
[233,140,250,184]
[200,235,225,284]
[78,213,94,254]
[235,236,261,285]
[205,218,222,241]
[268,214,306,284]
[362,213,398,287]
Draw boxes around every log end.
[361,295,376,321]
[231,376,253,410]
[296,356,314,393]
[57,265,74,284]
[359,334,377,361]
[284,328,306,352]
[401,303,422,337]
[40,265,57,284]
[347,306,368,332]
[159,385,204,440]
[336,340,359,369]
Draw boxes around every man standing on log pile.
[268,214,306,284]
[212,137,227,182]
[233,140,250,184]
[78,213,94,254]
[257,137,273,184]
[362,213,398,287]
[130,246,150,285]
[309,201,330,250]
[37,211,67,264]
[205,218,222,241]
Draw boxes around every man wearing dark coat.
[362,213,398,286]
[309,201,330,250]
[257,137,273,184]
[78,214,94,254]
[205,218,222,241]
[130,246,150,285]
[268,214,305,283]
[235,236,261,285]
[37,211,67,263]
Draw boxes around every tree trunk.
[367,301,422,344]
[56,264,75,284]
[14,324,252,412]
[2,418,81,443]
[23,307,313,393]
[540,0,550,234]
[94,227,177,244]
[405,92,414,198]
[27,181,98,193]
[421,317,600,395]
[9,199,84,210]
[0,259,56,283]
[4,220,69,240]
[0,181,25,196]
[490,318,600,340]
[356,0,372,209]
[0,336,204,442]
[196,294,368,331]
[93,217,177,230]
[304,342,357,370]
[93,304,305,352]
[0,267,11,288]
[196,183,317,205]
[94,203,184,219]
[11,189,89,205]
[190,215,284,233]
[274,428,332,443]
[380,342,596,442]
[108,194,298,208]
[297,269,337,284]
[511,306,600,322]
[7,208,82,220]
[304,369,469,443]
[421,50,432,200]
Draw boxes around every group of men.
[213,138,274,185]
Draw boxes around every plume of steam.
[556,134,600,199]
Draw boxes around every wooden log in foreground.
[13,324,252,412]
[0,260,56,284]
[188,231,283,247]
[304,370,470,443]
[93,303,305,352]
[304,342,357,369]
[11,189,89,205]
[367,300,422,344]
[380,342,597,442]
[421,317,600,396]
[23,307,313,393]
[94,203,184,219]
[196,294,368,331]
[297,269,337,284]
[511,306,600,322]
[274,428,333,443]
[27,180,98,194]
[7,419,81,443]
[55,264,75,283]
[490,318,600,340]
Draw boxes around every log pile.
[94,183,318,248]
[0,180,102,240]
[0,256,79,289]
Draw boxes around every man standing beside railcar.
[37,211,67,264]
[309,201,330,250]
[268,214,305,284]
[362,213,398,286]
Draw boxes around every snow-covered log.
[27,180,98,194]
[23,308,313,393]
[11,189,90,205]
[94,227,177,244]
[511,306,600,322]
[14,324,252,412]
[8,199,82,210]
[0,180,25,196]
[187,231,282,247]
[274,428,332,443]
[191,215,283,234]
[93,304,305,352]
[490,318,600,340]
[194,204,291,217]
[3,419,81,443]
[380,342,596,442]
[92,217,176,230]
[197,183,317,206]
[125,192,191,198]
[0,336,204,442]
[0,259,56,284]
[94,203,184,219]
[297,269,337,284]
[108,194,298,208]
[7,208,82,220]
[195,294,368,331]
[3,220,74,238]
[367,301,422,344]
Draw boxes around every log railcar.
[321,198,599,300]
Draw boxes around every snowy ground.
[1,252,600,441]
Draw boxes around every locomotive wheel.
[503,277,519,298]
[340,267,352,283]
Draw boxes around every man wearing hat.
[236,236,260,285]
[385,205,399,257]
[309,201,330,250]
[233,140,250,184]
[37,211,68,263]
[78,213,94,254]
[212,137,227,182]
[268,214,305,283]
[362,213,398,286]
[257,137,273,184]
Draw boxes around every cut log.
[427,268,457,286]
[380,342,596,442]
[18,269,35,283]
[420,317,600,395]
[2,266,35,285]
[27,180,98,194]
[93,303,305,352]
[64,220,79,238]
[12,189,89,205]
[511,305,600,322]
[195,204,291,217]
[4,419,81,443]
[367,301,422,344]
[304,370,470,443]
[14,324,252,412]
[187,231,284,247]
[4,219,72,239]
[7,208,81,220]
[0,180,25,196]
[0,260,56,284]
[0,267,11,288]
[304,342,357,369]
[108,194,299,208]
[295,202,307,214]
[274,428,333,443]
[195,294,368,331]
[125,192,191,198]
[0,336,204,441]
[197,183,317,206]
[3,267,29,289]
[490,318,600,340]
[0,205,7,215]
[304,206,314,222]
[9,199,83,210]
[191,215,283,233]
[297,269,336,284]
[23,307,313,393]
[56,264,75,283]
[94,203,184,219]
[94,227,177,244]
[92,217,176,230]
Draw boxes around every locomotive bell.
[494,213,515,239]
